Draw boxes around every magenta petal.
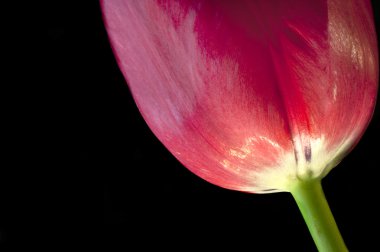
[101,0,378,193]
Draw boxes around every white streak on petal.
[236,135,355,193]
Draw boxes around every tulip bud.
[101,0,378,251]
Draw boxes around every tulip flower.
[101,0,378,251]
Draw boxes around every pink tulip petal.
[101,0,378,192]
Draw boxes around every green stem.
[290,179,348,252]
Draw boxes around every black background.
[1,1,379,251]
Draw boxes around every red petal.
[101,0,378,192]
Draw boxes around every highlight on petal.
[101,0,378,193]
